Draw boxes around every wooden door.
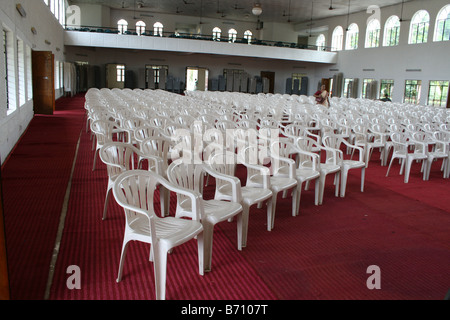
[261,71,275,94]
[32,51,55,115]
[0,168,10,300]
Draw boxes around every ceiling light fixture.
[252,3,262,16]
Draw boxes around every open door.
[0,166,10,300]
[261,71,275,94]
[32,51,55,115]
[106,64,125,89]
[186,67,209,92]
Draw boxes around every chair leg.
[202,222,215,273]
[319,174,326,205]
[197,232,204,276]
[93,149,99,171]
[266,198,273,232]
[314,178,320,206]
[241,205,250,249]
[103,186,112,221]
[116,239,131,283]
[334,172,340,198]
[235,212,244,251]
[404,157,413,183]
[340,168,348,198]
[153,245,168,300]
[269,193,278,231]
[295,183,303,216]
[361,167,365,192]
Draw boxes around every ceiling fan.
[232,3,245,10]
[183,0,194,5]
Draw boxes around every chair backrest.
[113,170,162,223]
[91,120,120,145]
[167,161,204,194]
[100,142,139,179]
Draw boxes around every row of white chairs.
[85,88,449,300]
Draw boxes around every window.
[383,15,401,46]
[213,27,221,41]
[316,34,326,51]
[118,19,128,34]
[116,65,125,82]
[404,80,422,104]
[434,5,450,42]
[292,73,307,92]
[409,10,429,44]
[17,38,26,106]
[26,45,32,101]
[228,28,237,43]
[365,19,380,48]
[44,0,65,25]
[145,65,168,89]
[153,22,163,37]
[380,80,394,100]
[244,30,253,44]
[345,23,359,50]
[4,28,16,111]
[428,81,449,107]
[343,78,356,98]
[331,26,343,51]
[136,21,146,36]
[362,79,377,99]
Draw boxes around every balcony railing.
[65,25,333,52]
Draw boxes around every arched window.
[118,19,128,34]
[409,10,430,44]
[244,30,253,44]
[383,15,401,46]
[228,28,237,43]
[153,22,164,37]
[136,21,146,36]
[345,23,359,50]
[213,27,221,41]
[331,26,343,51]
[434,5,450,42]
[365,19,380,48]
[316,34,326,51]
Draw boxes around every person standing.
[314,85,330,107]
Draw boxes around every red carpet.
[2,95,449,300]
[1,96,86,300]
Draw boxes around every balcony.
[64,27,338,64]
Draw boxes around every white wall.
[0,0,65,164]
[305,0,450,104]
[65,45,319,95]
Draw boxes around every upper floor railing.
[64,25,334,52]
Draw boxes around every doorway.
[261,71,275,94]
[106,64,125,89]
[186,67,209,92]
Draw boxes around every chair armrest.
[137,152,164,175]
[340,139,364,162]
[202,164,242,203]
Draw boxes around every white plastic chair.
[208,151,273,248]
[113,170,204,300]
[99,142,163,221]
[167,161,243,272]
[297,136,341,205]
[386,132,428,183]
[430,131,450,179]
[239,144,298,231]
[91,119,124,171]
[322,135,365,198]
[270,139,320,215]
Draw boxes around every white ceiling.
[67,0,412,24]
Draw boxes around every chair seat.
[342,160,366,169]
[217,184,273,206]
[203,200,243,224]
[249,175,297,192]
[129,215,203,248]
[295,168,320,182]
[320,163,341,173]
